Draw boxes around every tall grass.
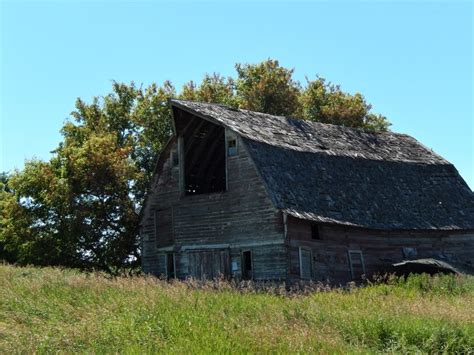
[1,264,473,353]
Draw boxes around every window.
[227,138,237,157]
[241,250,252,280]
[299,247,312,280]
[166,253,176,279]
[348,250,365,280]
[311,224,321,240]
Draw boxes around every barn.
[140,99,474,283]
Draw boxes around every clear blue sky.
[1,1,473,189]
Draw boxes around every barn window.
[311,224,321,240]
[241,250,253,280]
[348,250,365,280]
[182,118,226,195]
[227,138,237,157]
[299,247,312,280]
[166,253,176,279]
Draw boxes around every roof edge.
[283,209,474,232]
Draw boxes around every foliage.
[1,264,472,353]
[0,173,22,263]
[180,73,237,107]
[0,59,391,272]
[235,59,301,116]
[0,161,76,267]
[300,76,391,130]
[1,82,175,272]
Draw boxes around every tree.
[65,81,175,203]
[0,162,77,267]
[0,173,20,263]
[235,59,301,116]
[180,73,237,107]
[57,81,176,272]
[1,82,175,273]
[300,77,391,131]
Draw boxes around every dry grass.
[1,264,473,353]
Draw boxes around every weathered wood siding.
[287,217,474,284]
[251,244,287,281]
[140,129,286,280]
[187,249,231,279]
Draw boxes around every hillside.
[1,264,473,353]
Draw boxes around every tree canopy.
[0,59,390,272]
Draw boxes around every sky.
[1,0,473,189]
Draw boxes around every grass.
[0,264,473,353]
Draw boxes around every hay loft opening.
[174,107,226,195]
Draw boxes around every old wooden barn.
[140,99,474,283]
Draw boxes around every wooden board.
[188,249,230,280]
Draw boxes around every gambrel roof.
[170,99,474,230]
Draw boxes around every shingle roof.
[171,99,474,230]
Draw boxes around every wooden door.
[188,249,230,280]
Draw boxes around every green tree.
[58,81,175,272]
[1,81,175,272]
[66,81,175,203]
[235,59,301,116]
[1,162,77,267]
[180,73,237,107]
[0,173,20,263]
[300,77,391,131]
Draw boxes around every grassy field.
[1,264,473,353]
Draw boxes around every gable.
[139,109,281,238]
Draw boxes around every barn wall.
[140,129,285,280]
[287,217,474,284]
